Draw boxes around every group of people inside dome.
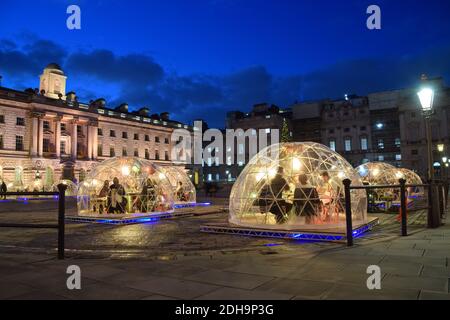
[254,167,343,225]
[92,177,169,214]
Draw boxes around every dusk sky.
[1,0,450,127]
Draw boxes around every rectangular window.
[60,141,66,154]
[145,149,149,159]
[145,135,150,142]
[360,137,368,151]
[0,135,3,149]
[122,148,127,156]
[77,126,82,134]
[110,130,116,137]
[134,133,139,140]
[122,132,128,139]
[378,139,384,149]
[0,115,4,124]
[344,128,350,133]
[395,138,401,147]
[61,123,66,132]
[134,149,139,157]
[155,136,160,143]
[329,140,336,151]
[165,137,169,144]
[97,144,103,156]
[98,128,103,136]
[43,138,50,153]
[165,151,169,161]
[396,154,402,161]
[360,126,366,131]
[378,155,385,161]
[344,138,352,152]
[16,117,25,126]
[207,174,212,181]
[43,121,50,131]
[110,147,115,157]
[216,173,220,181]
[15,135,24,151]
[155,150,160,160]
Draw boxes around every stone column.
[71,120,78,159]
[38,117,44,157]
[92,125,98,160]
[55,117,61,158]
[87,125,93,160]
[31,116,38,156]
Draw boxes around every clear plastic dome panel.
[229,142,367,230]
[77,157,174,216]
[160,166,196,204]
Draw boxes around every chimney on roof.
[138,107,150,116]
[160,112,170,121]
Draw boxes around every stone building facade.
[292,78,450,179]
[0,64,191,191]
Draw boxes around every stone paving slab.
[196,287,294,300]
[421,266,450,278]
[419,290,450,300]
[186,270,274,290]
[125,275,220,299]
[255,278,334,298]
[382,274,448,292]
[323,283,420,300]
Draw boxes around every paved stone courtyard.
[0,197,449,300]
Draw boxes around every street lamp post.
[417,75,440,228]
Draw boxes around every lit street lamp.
[417,76,435,181]
[418,74,440,228]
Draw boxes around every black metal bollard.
[399,179,407,236]
[343,179,353,247]
[57,184,67,260]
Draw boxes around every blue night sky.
[1,0,450,127]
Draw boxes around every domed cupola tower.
[39,63,67,100]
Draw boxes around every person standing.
[0,180,7,199]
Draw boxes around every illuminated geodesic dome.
[356,162,398,186]
[52,180,78,197]
[77,157,174,216]
[394,168,425,199]
[229,142,367,230]
[160,166,196,204]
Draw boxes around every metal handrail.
[0,184,67,259]
[342,179,443,247]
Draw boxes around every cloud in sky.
[0,36,449,127]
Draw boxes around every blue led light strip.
[200,219,379,243]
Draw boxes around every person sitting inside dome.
[108,177,127,214]
[294,174,321,224]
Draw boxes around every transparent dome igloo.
[356,162,398,186]
[52,180,78,197]
[160,166,196,204]
[77,157,174,216]
[229,142,367,230]
[394,168,425,199]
